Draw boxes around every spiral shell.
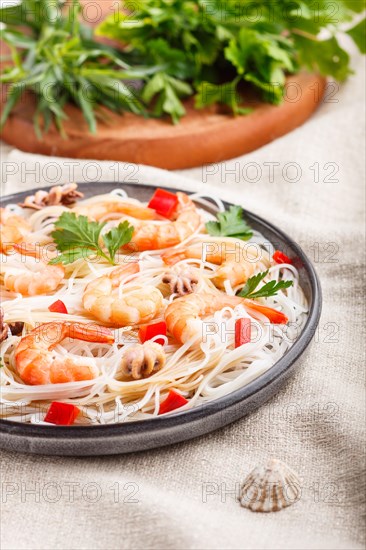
[240,459,301,512]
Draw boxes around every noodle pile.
[0,189,308,425]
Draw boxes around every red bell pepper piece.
[235,318,251,348]
[148,188,179,219]
[139,321,167,346]
[158,390,189,415]
[48,299,68,314]
[44,402,80,425]
[273,250,292,265]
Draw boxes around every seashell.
[240,459,301,512]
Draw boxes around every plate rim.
[0,182,322,442]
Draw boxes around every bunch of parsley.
[98,0,365,122]
[0,0,149,134]
[1,0,364,131]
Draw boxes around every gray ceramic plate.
[0,182,321,456]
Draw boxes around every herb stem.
[98,248,116,265]
[292,29,320,42]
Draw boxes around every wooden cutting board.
[0,72,326,170]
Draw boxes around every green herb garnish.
[1,0,364,129]
[98,0,366,121]
[50,212,134,265]
[206,205,253,240]
[238,270,293,299]
[0,0,148,135]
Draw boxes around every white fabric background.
[0,54,365,549]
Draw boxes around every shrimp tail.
[161,250,187,265]
[76,202,156,221]
[35,322,114,350]
[109,261,140,285]
[244,299,288,324]
[13,243,40,258]
[67,323,115,346]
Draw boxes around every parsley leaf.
[346,19,366,54]
[195,78,252,115]
[224,28,294,104]
[103,221,134,263]
[51,248,92,265]
[51,212,105,250]
[50,212,134,265]
[293,35,351,82]
[238,270,293,299]
[206,205,253,240]
[142,72,192,124]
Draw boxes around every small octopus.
[120,342,166,380]
[162,268,198,296]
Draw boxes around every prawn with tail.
[75,200,156,221]
[2,244,64,296]
[162,237,263,289]
[75,193,202,252]
[165,292,288,346]
[15,321,114,385]
[83,262,164,326]
[124,192,202,251]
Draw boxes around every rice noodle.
[0,189,308,424]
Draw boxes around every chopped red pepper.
[48,299,68,314]
[148,188,179,219]
[44,402,80,425]
[235,318,251,348]
[158,390,189,415]
[273,250,292,265]
[139,321,167,346]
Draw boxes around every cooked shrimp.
[212,260,256,290]
[83,262,164,326]
[0,208,31,253]
[125,192,202,251]
[119,342,166,380]
[15,321,114,385]
[4,265,65,296]
[162,239,245,266]
[165,292,288,345]
[162,238,259,289]
[2,245,64,296]
[75,200,156,221]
